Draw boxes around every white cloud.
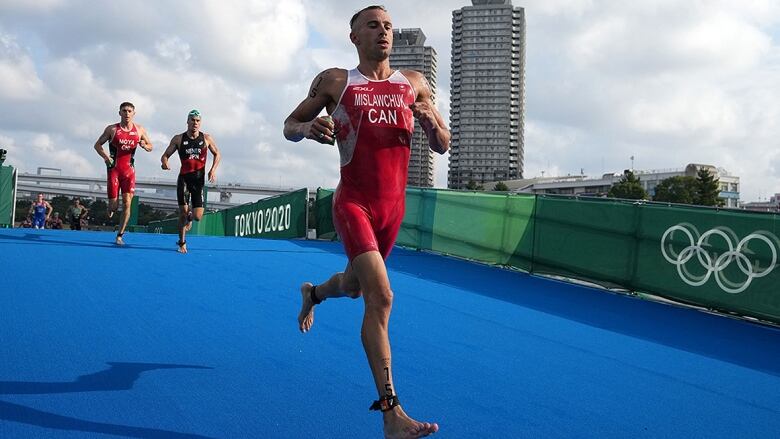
[674,12,770,72]
[0,31,44,100]
[523,121,587,178]
[0,134,24,170]
[566,7,771,76]
[625,87,739,141]
[0,0,65,13]
[28,133,95,175]
[525,0,780,200]
[1,0,780,204]
[535,0,595,17]
[198,0,308,80]
[155,36,191,64]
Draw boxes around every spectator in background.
[68,198,88,231]
[49,212,64,230]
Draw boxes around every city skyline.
[0,1,779,202]
[448,0,525,189]
[390,27,437,187]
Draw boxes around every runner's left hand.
[409,102,438,134]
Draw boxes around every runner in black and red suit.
[161,109,221,254]
[284,6,450,438]
[93,102,153,245]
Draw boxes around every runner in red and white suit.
[284,6,450,438]
[94,102,153,245]
[331,68,416,261]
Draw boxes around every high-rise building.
[449,0,526,189]
[390,28,437,187]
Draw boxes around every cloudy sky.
[1,0,779,201]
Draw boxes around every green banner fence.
[315,188,336,240]
[0,165,17,227]
[314,189,780,324]
[129,196,139,227]
[635,203,780,323]
[531,196,639,287]
[224,188,308,239]
[148,188,308,240]
[398,188,536,271]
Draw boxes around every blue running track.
[1,228,779,438]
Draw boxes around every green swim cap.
[188,109,201,119]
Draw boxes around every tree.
[49,196,72,219]
[465,180,484,191]
[653,176,697,204]
[607,170,647,200]
[493,181,509,191]
[136,202,168,225]
[14,199,31,222]
[88,199,115,226]
[694,168,722,206]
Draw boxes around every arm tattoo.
[309,76,324,98]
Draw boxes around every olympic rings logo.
[660,223,779,294]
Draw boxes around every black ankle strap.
[369,395,400,412]
[310,285,323,305]
[117,232,124,237]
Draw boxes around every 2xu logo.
[661,223,779,294]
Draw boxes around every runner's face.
[187,116,201,132]
[352,9,393,60]
[119,106,135,124]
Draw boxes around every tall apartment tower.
[390,28,437,187]
[448,0,526,189]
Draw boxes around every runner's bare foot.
[298,282,315,333]
[384,406,438,439]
